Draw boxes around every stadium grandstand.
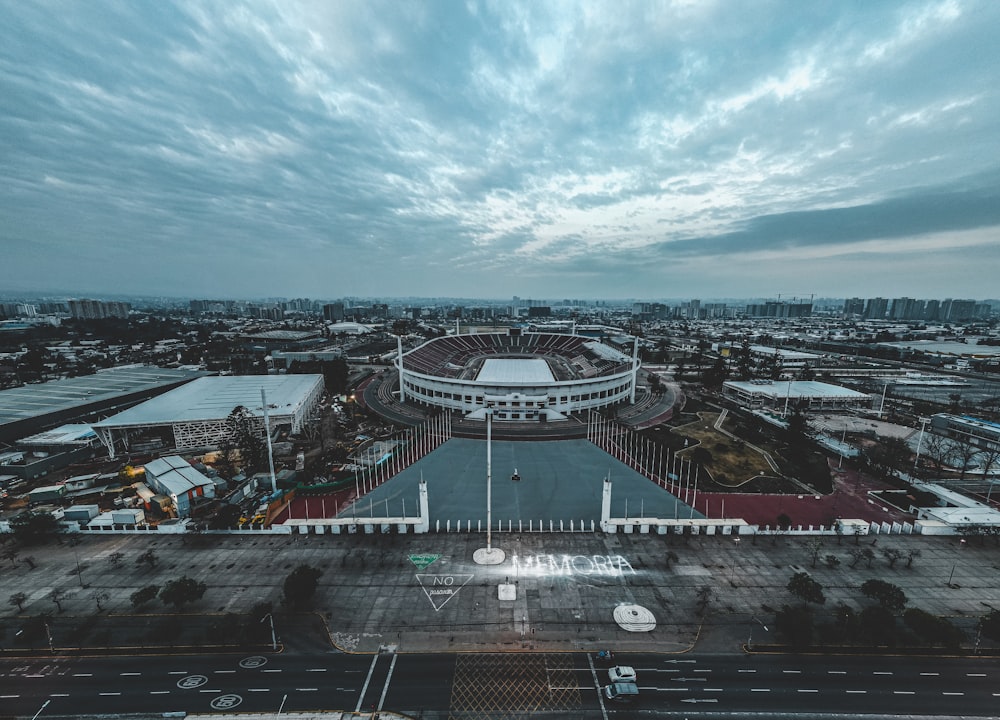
[395,330,638,421]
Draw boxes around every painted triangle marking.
[408,554,441,570]
[415,573,474,611]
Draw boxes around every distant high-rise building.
[68,299,130,320]
[863,297,888,320]
[843,298,865,316]
[322,302,345,322]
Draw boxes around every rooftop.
[724,380,869,399]
[0,366,206,427]
[91,374,324,428]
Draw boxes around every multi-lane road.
[1,651,997,717]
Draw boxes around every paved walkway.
[2,530,997,657]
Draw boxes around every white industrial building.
[92,375,324,458]
[722,380,871,412]
[142,455,216,518]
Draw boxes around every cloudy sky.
[2,1,999,301]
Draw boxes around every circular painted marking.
[210,694,243,710]
[613,603,656,632]
[239,656,268,669]
[176,674,208,689]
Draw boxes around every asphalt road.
[2,651,997,718]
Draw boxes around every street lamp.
[730,537,741,584]
[260,612,278,651]
[748,616,768,651]
[913,417,930,474]
[474,407,504,565]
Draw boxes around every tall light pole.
[748,616,768,651]
[730,537,741,584]
[261,612,277,651]
[913,417,930,474]
[474,408,504,565]
[261,388,277,494]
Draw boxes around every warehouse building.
[91,374,324,458]
[722,380,871,412]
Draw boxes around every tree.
[3,548,19,567]
[922,433,956,476]
[283,564,323,608]
[695,585,713,616]
[904,608,963,648]
[108,551,124,568]
[774,604,813,651]
[859,605,896,646]
[10,509,61,545]
[777,513,792,530]
[863,548,875,568]
[9,591,27,612]
[805,539,824,568]
[905,549,922,569]
[823,554,841,569]
[130,585,160,608]
[321,358,350,395]
[882,548,903,569]
[787,572,826,605]
[92,591,110,612]
[848,547,866,568]
[701,357,729,388]
[49,588,65,613]
[136,549,158,569]
[663,550,679,570]
[861,579,907,613]
[979,608,1000,642]
[160,576,207,609]
[952,436,980,481]
[226,405,266,474]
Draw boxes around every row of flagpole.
[587,411,704,516]
[354,412,452,499]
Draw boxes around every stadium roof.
[476,358,555,384]
[18,424,97,447]
[92,374,323,427]
[0,366,206,427]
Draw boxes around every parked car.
[608,666,637,683]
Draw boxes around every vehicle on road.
[608,665,636,683]
[603,681,639,702]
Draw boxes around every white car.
[608,665,637,683]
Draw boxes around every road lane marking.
[693,669,712,673]
[893,691,915,695]
[72,673,92,677]
[874,671,893,675]
[51,694,69,697]
[738,669,756,673]
[262,669,282,673]
[306,668,327,672]
[199,689,222,693]
[25,675,44,678]
[782,670,801,674]
[828,670,846,674]
[943,692,964,696]
[750,688,769,692]
[248,689,269,692]
[99,692,121,696]
[356,654,381,714]
[121,672,140,676]
[966,673,986,677]
[587,653,610,720]
[214,670,235,674]
[846,690,867,694]
[1,695,19,699]
[797,689,818,693]
[168,671,187,675]
[296,688,318,692]
[150,691,169,695]
[377,653,399,712]
[920,672,939,676]
[703,688,723,692]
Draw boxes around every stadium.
[395,329,639,422]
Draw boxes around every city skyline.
[3,1,1000,299]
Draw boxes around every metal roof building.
[0,366,206,444]
[92,374,324,458]
[722,380,871,411]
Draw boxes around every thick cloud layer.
[2,1,998,299]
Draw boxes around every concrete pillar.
[415,479,430,533]
[600,477,613,532]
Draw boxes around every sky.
[2,0,999,301]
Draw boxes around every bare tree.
[905,549,922,569]
[952,437,980,482]
[922,433,956,477]
[49,588,65,613]
[882,548,904,569]
[108,551,125,568]
[9,592,27,612]
[93,591,110,611]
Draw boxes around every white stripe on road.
[874,671,893,675]
[738,669,756,673]
[356,654,381,714]
[120,672,140,676]
[750,688,770,692]
[798,689,818,693]
[297,688,319,692]
[1,695,20,699]
[967,673,986,677]
[72,673,92,677]
[249,689,269,692]
[920,672,939,676]
[306,668,327,672]
[99,693,121,696]
[846,690,867,694]
[783,670,801,674]
[167,671,187,675]
[214,670,235,674]
[376,654,398,712]
[199,689,221,693]
[893,691,915,695]
[943,692,964,696]
[828,670,846,674]
[150,691,169,695]
[51,694,69,697]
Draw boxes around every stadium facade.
[396,330,638,421]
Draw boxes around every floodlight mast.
[486,407,493,551]
[261,388,277,493]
